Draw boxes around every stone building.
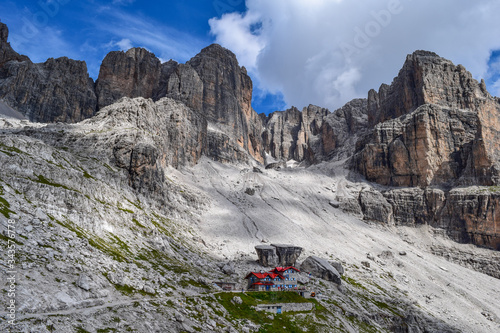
[244,266,300,291]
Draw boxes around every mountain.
[1,21,500,332]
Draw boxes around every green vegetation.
[52,215,130,262]
[32,174,72,191]
[0,142,25,156]
[45,158,66,169]
[125,197,143,210]
[214,292,328,333]
[97,329,117,333]
[346,315,383,333]
[75,327,91,333]
[103,163,116,172]
[135,248,191,274]
[0,233,23,245]
[179,278,210,290]
[0,195,14,218]
[0,184,15,218]
[342,276,367,290]
[487,186,500,193]
[82,170,95,179]
[132,218,146,229]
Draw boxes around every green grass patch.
[179,279,210,290]
[0,233,23,245]
[75,327,91,333]
[135,248,190,274]
[215,292,322,333]
[0,195,14,218]
[0,143,25,155]
[132,218,146,229]
[53,215,129,263]
[32,175,72,191]
[82,170,95,180]
[125,198,143,210]
[342,276,367,290]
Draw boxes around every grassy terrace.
[214,291,329,333]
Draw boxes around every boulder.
[76,274,91,291]
[300,256,341,285]
[221,262,235,275]
[330,261,345,276]
[255,245,278,267]
[271,244,303,267]
[359,189,393,224]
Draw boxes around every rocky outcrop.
[271,244,303,267]
[261,105,328,163]
[367,50,487,127]
[255,245,278,267]
[187,44,264,163]
[353,104,477,187]
[0,23,97,123]
[0,23,28,65]
[355,51,500,187]
[359,188,393,224]
[255,244,302,267]
[350,50,500,249]
[430,245,500,279]
[23,97,206,195]
[380,187,500,251]
[300,256,341,284]
[154,61,203,112]
[96,48,161,109]
[95,44,264,163]
[261,99,368,164]
[88,97,206,193]
[441,189,500,250]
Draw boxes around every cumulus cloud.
[209,0,500,111]
[115,38,133,51]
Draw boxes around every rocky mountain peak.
[96,47,161,109]
[191,43,239,63]
[0,23,96,123]
[368,50,488,127]
[0,22,28,66]
[0,22,8,43]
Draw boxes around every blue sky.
[0,0,286,114]
[1,1,500,114]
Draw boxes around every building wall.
[255,302,313,313]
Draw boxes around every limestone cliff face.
[350,51,500,250]
[94,44,263,163]
[354,51,500,187]
[366,50,487,127]
[187,44,264,163]
[378,187,500,251]
[262,99,367,164]
[0,23,97,123]
[19,97,206,196]
[96,48,161,109]
[353,104,477,187]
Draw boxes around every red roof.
[272,266,300,273]
[244,272,284,280]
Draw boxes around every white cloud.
[491,80,500,97]
[116,38,133,51]
[92,8,206,64]
[9,26,78,63]
[209,12,266,71]
[210,0,500,111]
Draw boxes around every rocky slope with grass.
[1,21,500,332]
[2,111,499,332]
